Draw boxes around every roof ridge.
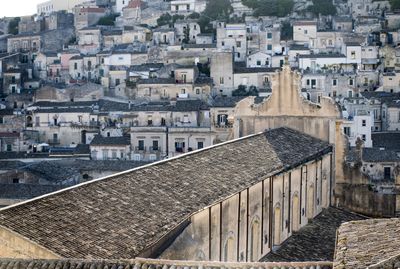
[0,131,264,212]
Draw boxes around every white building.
[170,0,206,14]
[343,111,373,148]
[217,23,247,62]
[293,21,317,46]
[37,0,88,15]
[115,0,129,14]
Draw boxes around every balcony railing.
[150,146,161,153]
[135,146,146,152]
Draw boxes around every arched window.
[223,233,235,262]
[273,204,281,246]
[250,217,260,261]
[292,194,300,232]
[307,185,315,219]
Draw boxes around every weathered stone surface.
[334,218,400,269]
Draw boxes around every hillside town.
[0,0,400,267]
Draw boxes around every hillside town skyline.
[0,0,400,268]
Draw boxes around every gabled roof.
[0,128,332,259]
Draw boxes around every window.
[267,44,272,50]
[13,178,19,184]
[221,41,225,46]
[197,141,204,149]
[196,88,200,94]
[351,51,356,59]
[112,150,117,159]
[147,115,153,126]
[220,77,224,85]
[161,117,166,126]
[256,60,261,66]
[348,91,353,98]
[304,29,308,34]
[362,120,366,127]
[175,141,185,152]
[78,115,82,123]
[236,41,241,48]
[87,60,92,70]
[349,79,354,86]
[267,32,272,39]
[102,149,108,160]
[74,62,78,70]
[0,117,3,124]
[332,79,337,86]
[361,134,366,141]
[152,140,159,151]
[344,127,351,136]
[384,167,391,180]
[6,144,12,152]
[311,79,316,89]
[138,140,145,151]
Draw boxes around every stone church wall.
[160,154,333,262]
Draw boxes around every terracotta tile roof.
[126,0,142,9]
[0,128,332,259]
[334,218,400,269]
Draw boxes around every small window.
[138,140,145,151]
[13,178,19,184]
[197,141,204,149]
[362,120,366,127]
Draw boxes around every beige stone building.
[0,127,334,263]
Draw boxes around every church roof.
[0,127,332,259]
[261,207,367,262]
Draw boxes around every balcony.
[135,146,147,152]
[150,146,161,153]
[214,123,233,129]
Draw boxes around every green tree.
[203,0,233,21]
[8,17,20,35]
[187,12,201,19]
[232,85,259,96]
[281,21,293,40]
[390,0,400,10]
[157,13,172,27]
[97,14,118,26]
[307,0,337,16]
[242,0,294,17]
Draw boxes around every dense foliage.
[8,17,20,35]
[307,0,337,15]
[97,14,119,26]
[390,0,400,10]
[203,0,233,21]
[242,0,294,17]
[157,13,185,27]
[280,21,293,40]
[232,85,259,96]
